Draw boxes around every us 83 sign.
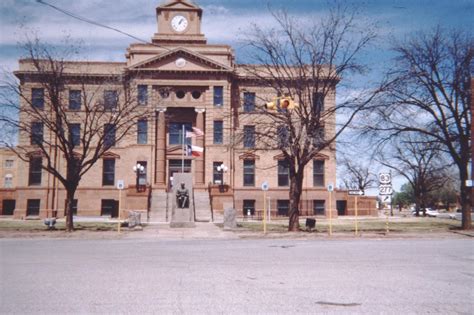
[379,184,393,195]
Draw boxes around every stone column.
[155,108,167,186]
[195,108,206,186]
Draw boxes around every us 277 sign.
[379,184,393,195]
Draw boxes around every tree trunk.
[288,171,304,232]
[65,188,76,232]
[459,167,472,230]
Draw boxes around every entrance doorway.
[337,200,347,216]
[168,159,191,190]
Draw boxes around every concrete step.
[194,191,212,222]
[149,191,168,222]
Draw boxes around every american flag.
[185,127,204,138]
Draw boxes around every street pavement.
[1,237,473,314]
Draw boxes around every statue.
[176,182,189,209]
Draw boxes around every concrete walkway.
[125,222,238,240]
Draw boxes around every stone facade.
[2,0,377,220]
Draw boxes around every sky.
[0,0,472,193]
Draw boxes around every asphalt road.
[1,238,473,314]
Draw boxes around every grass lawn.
[0,220,118,232]
[232,217,461,234]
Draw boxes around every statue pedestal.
[170,173,195,228]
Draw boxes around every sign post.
[261,181,269,234]
[348,190,364,236]
[116,180,124,233]
[327,183,334,236]
[379,173,392,232]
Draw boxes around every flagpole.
[182,124,185,173]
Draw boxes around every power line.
[36,0,170,51]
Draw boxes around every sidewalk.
[125,222,239,240]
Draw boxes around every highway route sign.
[379,173,391,184]
[379,184,393,195]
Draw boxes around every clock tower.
[152,0,207,44]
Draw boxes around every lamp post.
[217,163,228,192]
[133,163,145,192]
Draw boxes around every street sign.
[379,173,391,184]
[379,184,393,195]
[348,190,364,196]
[327,183,334,192]
[381,195,392,203]
[261,181,269,191]
[116,180,125,190]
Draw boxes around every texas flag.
[185,127,205,138]
[186,145,204,157]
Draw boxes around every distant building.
[2,0,376,220]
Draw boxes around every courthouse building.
[0,0,377,220]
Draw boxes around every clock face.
[171,15,188,33]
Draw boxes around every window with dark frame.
[278,159,290,187]
[32,88,44,109]
[2,200,15,216]
[313,92,325,114]
[243,92,256,112]
[136,161,147,188]
[313,200,325,215]
[169,122,192,145]
[137,119,148,144]
[213,120,223,144]
[214,86,223,106]
[28,157,42,186]
[277,125,289,148]
[138,85,148,105]
[69,90,81,110]
[69,123,81,147]
[243,125,255,148]
[243,160,255,186]
[101,199,118,217]
[213,161,223,184]
[31,122,44,145]
[104,124,116,147]
[102,159,115,186]
[64,199,78,216]
[104,90,118,110]
[243,200,255,216]
[313,160,325,186]
[26,199,40,216]
[277,200,290,216]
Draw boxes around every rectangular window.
[277,125,289,148]
[313,126,325,147]
[313,160,325,187]
[69,123,81,147]
[243,160,255,187]
[102,159,115,186]
[213,120,223,144]
[214,86,223,106]
[104,90,118,110]
[4,175,13,188]
[69,90,81,110]
[243,200,255,216]
[138,85,148,106]
[104,124,116,147]
[136,161,147,187]
[31,122,44,145]
[243,92,256,112]
[137,119,148,144]
[26,199,40,216]
[169,122,192,145]
[5,160,14,168]
[2,199,15,216]
[278,160,290,187]
[168,159,191,176]
[277,200,290,216]
[32,88,44,109]
[243,125,255,148]
[101,199,118,218]
[313,200,326,215]
[313,92,325,114]
[213,161,223,184]
[28,157,42,186]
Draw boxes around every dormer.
[152,0,207,44]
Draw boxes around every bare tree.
[237,6,380,231]
[0,37,154,231]
[339,156,376,191]
[377,134,449,216]
[362,27,473,229]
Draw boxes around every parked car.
[449,209,462,220]
[412,208,439,217]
